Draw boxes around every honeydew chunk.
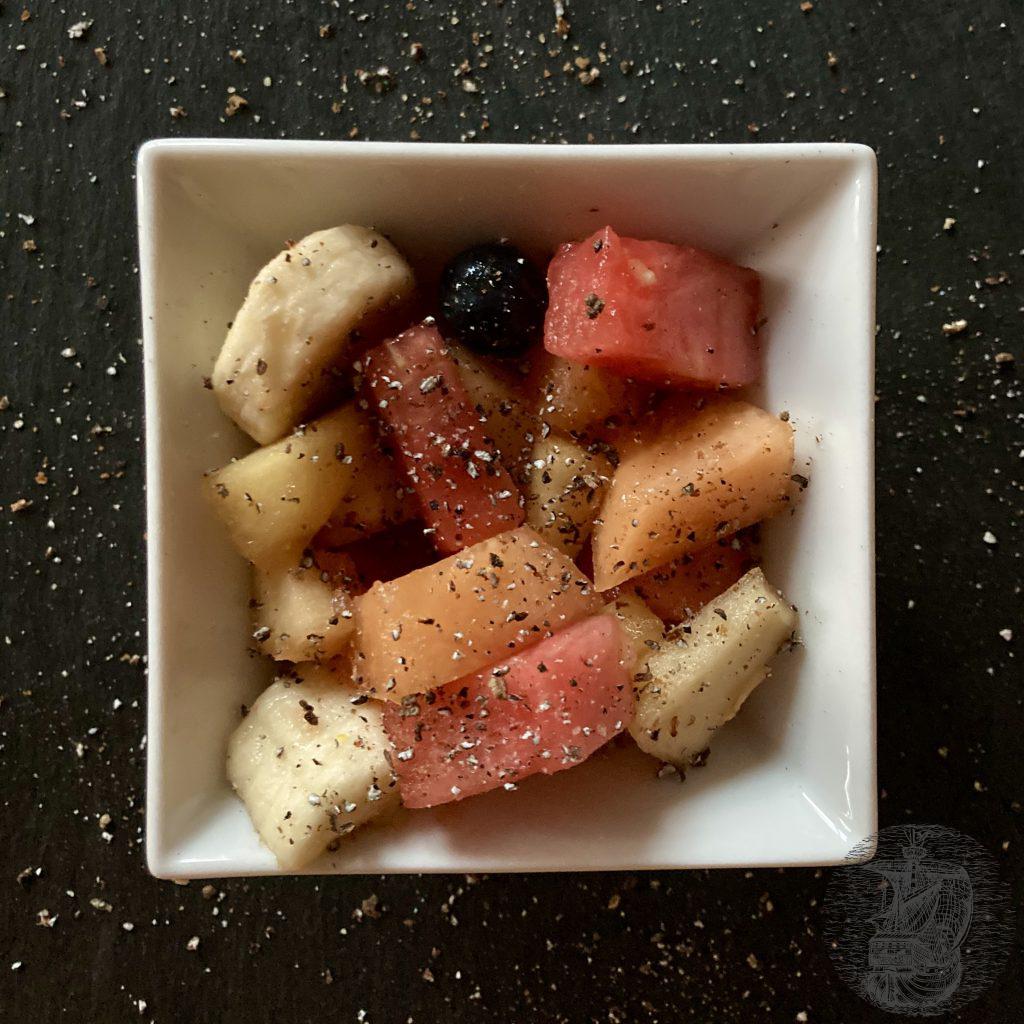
[205,403,390,570]
[213,225,415,444]
[591,398,794,591]
[524,434,612,556]
[629,567,797,768]
[227,665,399,870]
[252,562,356,662]
[352,526,600,700]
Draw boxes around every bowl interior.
[139,142,876,875]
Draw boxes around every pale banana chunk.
[213,225,415,444]
[205,402,389,570]
[629,567,797,768]
[252,562,355,662]
[524,434,612,556]
[227,665,398,870]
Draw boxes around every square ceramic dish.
[137,140,877,877]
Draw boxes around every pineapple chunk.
[318,435,415,547]
[206,403,391,570]
[252,561,355,662]
[591,398,794,590]
[629,567,797,768]
[602,593,665,673]
[212,225,415,445]
[227,665,399,870]
[524,434,612,556]
[449,342,537,475]
[530,350,649,436]
[352,526,600,699]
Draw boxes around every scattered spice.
[584,293,605,319]
[225,93,249,117]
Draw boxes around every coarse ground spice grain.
[0,1,1022,1022]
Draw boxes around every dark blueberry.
[438,243,547,357]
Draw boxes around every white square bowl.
[137,140,877,878]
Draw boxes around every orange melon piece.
[352,526,600,700]
[591,399,793,591]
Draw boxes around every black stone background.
[0,1,1020,1021]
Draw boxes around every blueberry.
[438,243,546,357]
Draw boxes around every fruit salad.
[207,225,802,869]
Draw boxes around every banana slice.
[227,664,398,869]
[629,567,797,768]
[213,225,415,445]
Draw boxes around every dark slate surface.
[1,1,1020,1021]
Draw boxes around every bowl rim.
[138,139,877,877]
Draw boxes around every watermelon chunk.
[362,325,524,555]
[544,226,762,388]
[383,615,634,809]
[621,537,753,624]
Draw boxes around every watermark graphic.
[822,824,1014,1017]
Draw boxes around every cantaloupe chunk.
[629,567,797,768]
[524,434,612,556]
[206,403,397,570]
[591,399,793,590]
[212,226,415,445]
[530,350,650,436]
[252,561,356,662]
[352,526,600,699]
[227,665,398,869]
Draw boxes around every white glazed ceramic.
[137,140,877,877]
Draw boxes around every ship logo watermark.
[822,824,1014,1016]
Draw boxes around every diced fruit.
[622,538,752,624]
[439,243,547,357]
[316,427,415,547]
[340,521,440,587]
[524,434,612,556]
[363,325,525,555]
[591,398,793,590]
[252,560,356,662]
[601,593,665,673]
[449,342,537,476]
[383,615,633,809]
[227,665,399,869]
[352,526,600,700]
[544,226,762,388]
[629,568,797,768]
[309,548,364,594]
[530,349,649,436]
[213,226,415,445]
[206,403,384,570]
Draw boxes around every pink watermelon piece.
[544,225,763,388]
[362,324,524,556]
[383,614,634,809]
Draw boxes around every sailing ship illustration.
[860,827,974,1011]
